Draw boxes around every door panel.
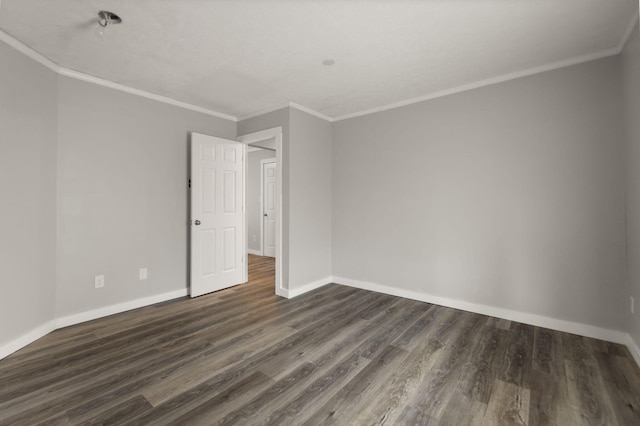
[201,230,216,275]
[191,132,245,297]
[263,160,277,258]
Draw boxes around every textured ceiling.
[0,0,637,120]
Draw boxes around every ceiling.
[0,1,637,121]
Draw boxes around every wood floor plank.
[302,345,410,425]
[440,392,488,425]
[497,322,534,388]
[565,358,619,425]
[77,395,153,426]
[390,305,450,351]
[351,338,445,425]
[262,353,371,425]
[395,405,437,425]
[455,326,507,405]
[161,371,275,426]
[486,317,512,331]
[482,379,530,426]
[410,312,486,420]
[142,323,298,406]
[217,362,318,425]
[1,254,639,425]
[528,327,573,426]
[122,371,275,425]
[593,351,640,425]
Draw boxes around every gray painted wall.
[238,108,291,287]
[332,57,627,331]
[238,107,333,291]
[247,149,276,252]
[0,40,57,346]
[2,28,639,356]
[56,76,235,317]
[622,22,640,347]
[288,108,332,289]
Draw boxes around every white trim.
[237,102,333,123]
[238,127,283,143]
[627,334,640,368]
[0,320,56,360]
[56,289,188,328]
[0,29,58,72]
[286,276,333,298]
[238,103,291,122]
[58,68,237,121]
[260,158,277,258]
[288,102,333,122]
[3,18,637,126]
[332,276,628,344]
[0,289,188,360]
[237,127,284,297]
[4,13,638,126]
[333,48,619,122]
[242,143,248,284]
[0,29,236,122]
[247,249,262,256]
[257,157,266,257]
[275,287,289,298]
[616,13,640,53]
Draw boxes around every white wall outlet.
[253,235,257,242]
[95,275,105,288]
[631,296,635,314]
[139,268,148,280]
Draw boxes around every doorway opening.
[237,127,284,296]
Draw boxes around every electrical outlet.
[95,275,105,288]
[631,296,635,315]
[139,268,148,280]
[253,235,257,242]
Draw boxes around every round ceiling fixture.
[322,59,335,66]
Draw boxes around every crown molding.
[333,47,619,122]
[3,9,637,126]
[237,103,291,122]
[288,102,333,122]
[57,68,237,121]
[0,29,237,122]
[616,12,640,53]
[0,29,58,72]
[237,102,333,123]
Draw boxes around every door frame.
[237,127,284,296]
[260,158,277,257]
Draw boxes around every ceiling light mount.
[95,11,122,38]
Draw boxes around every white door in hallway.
[190,132,246,297]
[262,159,277,258]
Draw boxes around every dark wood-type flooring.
[1,254,640,425]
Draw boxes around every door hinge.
[188,179,191,188]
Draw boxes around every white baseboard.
[56,289,189,328]
[247,249,262,256]
[275,287,289,298]
[627,334,640,368]
[286,276,333,298]
[332,276,628,345]
[0,320,56,360]
[4,278,638,369]
[1,289,188,360]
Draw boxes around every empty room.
[2,0,640,424]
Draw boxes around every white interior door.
[191,132,246,297]
[262,159,277,258]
